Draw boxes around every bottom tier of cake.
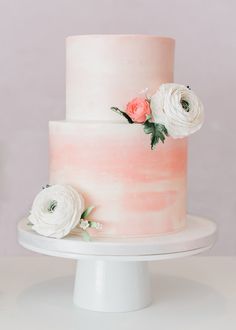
[49,121,187,238]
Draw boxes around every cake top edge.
[66,34,175,43]
[49,120,131,125]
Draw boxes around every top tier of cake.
[66,35,175,121]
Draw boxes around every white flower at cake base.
[93,222,103,230]
[150,83,204,138]
[28,184,84,239]
[78,218,103,237]
[79,219,90,230]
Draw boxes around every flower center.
[181,99,190,112]
[48,200,57,213]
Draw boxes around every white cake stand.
[17,215,217,312]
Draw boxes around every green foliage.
[110,105,169,150]
[143,121,168,149]
[81,206,95,220]
[89,221,98,229]
[81,231,91,241]
[110,107,134,124]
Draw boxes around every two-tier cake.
[28,35,204,240]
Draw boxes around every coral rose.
[126,97,151,123]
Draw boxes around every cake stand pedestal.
[17,215,217,312]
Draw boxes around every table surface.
[0,256,235,330]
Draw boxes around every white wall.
[0,0,235,255]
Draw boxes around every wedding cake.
[28,35,204,240]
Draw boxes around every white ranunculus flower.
[28,184,84,239]
[150,83,204,138]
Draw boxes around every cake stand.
[17,215,217,312]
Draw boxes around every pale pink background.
[0,0,235,255]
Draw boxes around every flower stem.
[110,107,134,124]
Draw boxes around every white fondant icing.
[66,35,174,121]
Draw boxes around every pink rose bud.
[126,98,151,123]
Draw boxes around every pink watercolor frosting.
[49,121,187,238]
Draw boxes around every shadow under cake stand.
[17,215,217,312]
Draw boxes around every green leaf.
[89,221,102,229]
[81,231,91,241]
[159,124,169,136]
[89,221,96,228]
[110,107,134,124]
[81,206,95,219]
[143,121,154,134]
[156,129,165,143]
[151,133,159,149]
[143,121,168,149]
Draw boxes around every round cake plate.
[18,215,217,312]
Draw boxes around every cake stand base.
[18,215,217,312]
[74,260,151,312]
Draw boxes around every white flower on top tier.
[28,184,84,239]
[150,83,204,138]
